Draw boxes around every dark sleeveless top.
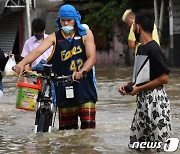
[47,30,97,107]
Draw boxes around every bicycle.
[22,64,86,133]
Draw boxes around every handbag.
[4,55,16,76]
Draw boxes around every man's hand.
[129,86,139,96]
[119,85,127,95]
[72,71,83,81]
[12,63,24,76]
[8,51,14,58]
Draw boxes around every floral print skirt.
[129,87,171,149]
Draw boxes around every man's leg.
[78,102,96,129]
[0,90,3,102]
[148,88,171,143]
[58,106,78,130]
[0,81,3,102]
[129,91,150,148]
[129,89,171,151]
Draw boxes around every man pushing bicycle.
[13,4,97,130]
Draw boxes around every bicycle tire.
[37,111,50,132]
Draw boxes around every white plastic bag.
[4,55,16,76]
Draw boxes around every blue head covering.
[56,4,86,36]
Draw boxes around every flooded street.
[0,66,179,154]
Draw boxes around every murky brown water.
[0,66,179,154]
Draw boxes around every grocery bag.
[4,55,16,76]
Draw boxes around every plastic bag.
[4,55,16,76]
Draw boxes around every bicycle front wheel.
[37,111,50,132]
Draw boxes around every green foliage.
[83,0,131,40]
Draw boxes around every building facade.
[0,0,180,66]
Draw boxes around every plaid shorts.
[58,102,96,130]
[129,87,171,149]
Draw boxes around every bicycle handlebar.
[21,70,87,83]
[12,63,88,81]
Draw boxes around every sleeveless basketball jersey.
[47,30,97,107]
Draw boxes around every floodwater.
[0,66,179,154]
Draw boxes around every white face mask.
[61,26,74,34]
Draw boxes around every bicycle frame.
[22,64,87,133]
[34,77,54,133]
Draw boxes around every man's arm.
[81,29,96,72]
[130,73,169,96]
[13,33,55,74]
[128,24,136,49]
[128,40,136,49]
[72,29,96,80]
[0,48,8,71]
[21,41,32,71]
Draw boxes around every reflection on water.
[0,66,179,153]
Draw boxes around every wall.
[96,24,134,66]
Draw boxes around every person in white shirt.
[21,18,53,70]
